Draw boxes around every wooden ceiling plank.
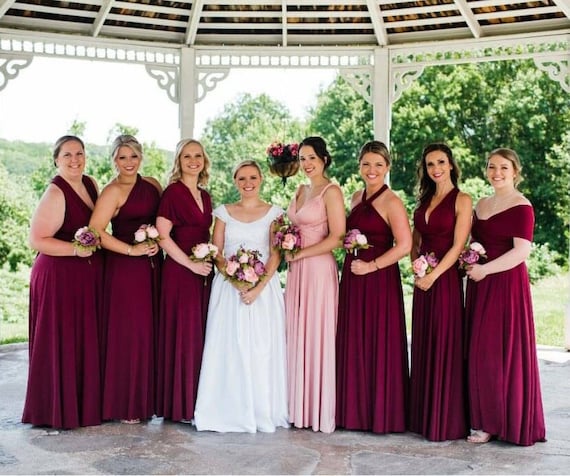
[552,0,570,19]
[453,0,482,38]
[366,0,388,45]
[186,0,205,45]
[0,0,17,20]
[92,0,114,37]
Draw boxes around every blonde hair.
[110,134,143,169]
[232,160,262,179]
[168,139,211,186]
[486,148,524,187]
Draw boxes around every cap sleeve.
[213,204,230,223]
[156,183,178,223]
[511,205,534,241]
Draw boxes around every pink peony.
[243,267,260,284]
[412,255,428,278]
[225,260,239,276]
[193,242,211,259]
[134,229,147,243]
[146,225,160,239]
[282,233,297,250]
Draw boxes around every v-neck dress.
[336,184,409,433]
[409,188,468,441]
[284,183,340,433]
[465,205,545,446]
[155,181,213,422]
[23,174,103,429]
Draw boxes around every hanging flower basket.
[266,142,299,186]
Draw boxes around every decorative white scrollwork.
[197,70,229,103]
[340,68,373,104]
[534,56,570,94]
[0,55,33,92]
[145,65,179,103]
[392,66,425,103]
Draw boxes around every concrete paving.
[1,343,569,475]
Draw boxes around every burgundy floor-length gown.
[156,182,213,422]
[409,188,468,441]
[466,205,546,446]
[336,185,409,433]
[23,175,102,429]
[102,174,161,422]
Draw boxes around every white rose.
[356,234,368,246]
[134,229,147,243]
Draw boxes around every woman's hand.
[239,284,262,305]
[188,260,213,277]
[350,259,375,275]
[414,272,437,291]
[466,263,487,282]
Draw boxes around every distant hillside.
[0,138,171,177]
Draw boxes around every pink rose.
[243,267,260,284]
[147,225,160,239]
[355,233,368,246]
[193,243,211,259]
[412,255,428,278]
[134,229,147,243]
[282,233,297,250]
[225,260,239,276]
[470,242,486,255]
[238,253,249,264]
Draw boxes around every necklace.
[490,190,517,213]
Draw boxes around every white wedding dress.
[194,204,289,433]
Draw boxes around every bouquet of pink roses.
[272,214,301,256]
[134,224,161,246]
[458,241,487,270]
[412,252,439,278]
[72,226,101,254]
[190,242,219,262]
[224,246,266,290]
[343,228,371,256]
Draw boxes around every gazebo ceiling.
[0,0,569,48]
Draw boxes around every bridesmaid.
[284,136,346,433]
[336,140,412,433]
[465,148,546,446]
[155,139,213,423]
[409,142,471,441]
[89,134,162,424]
[23,135,102,429]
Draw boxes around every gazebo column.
[179,47,197,139]
[372,48,391,145]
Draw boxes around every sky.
[0,56,336,150]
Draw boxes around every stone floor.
[1,343,569,475]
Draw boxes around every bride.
[194,160,289,433]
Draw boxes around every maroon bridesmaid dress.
[409,188,468,441]
[101,174,161,422]
[336,185,409,433]
[155,182,213,422]
[466,205,546,446]
[23,175,102,429]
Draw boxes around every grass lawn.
[1,266,569,347]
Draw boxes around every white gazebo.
[0,0,568,147]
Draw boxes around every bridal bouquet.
[134,224,161,246]
[412,252,439,278]
[343,228,371,256]
[72,226,101,254]
[190,242,219,262]
[224,246,266,289]
[272,214,301,256]
[458,242,487,270]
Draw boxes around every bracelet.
[127,246,132,256]
[374,258,379,270]
[73,246,77,257]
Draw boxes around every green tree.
[199,93,304,207]
[307,76,373,185]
